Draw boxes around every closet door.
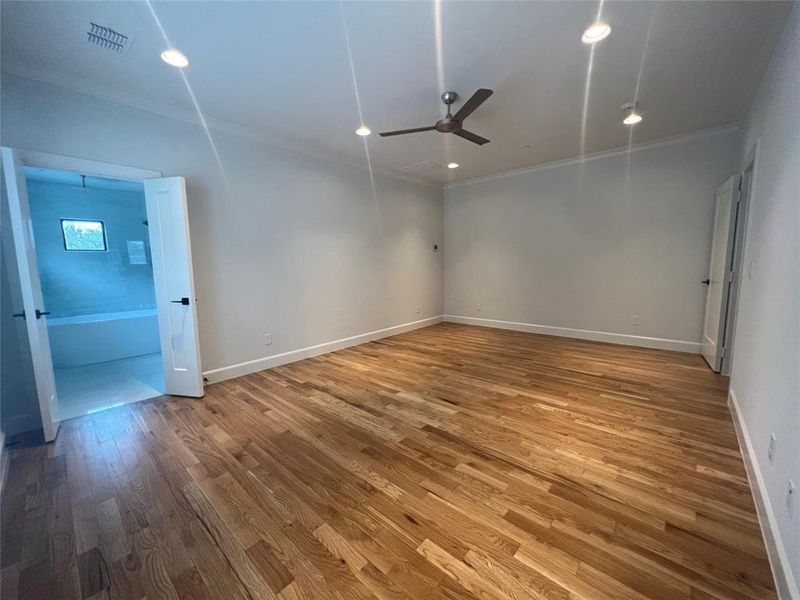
[701,174,740,372]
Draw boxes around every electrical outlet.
[768,434,777,464]
[476,303,481,313]
[631,315,640,326]
[416,305,421,315]
[263,333,272,346]
[787,479,796,519]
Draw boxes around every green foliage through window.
[61,219,107,251]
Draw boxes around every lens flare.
[433,0,454,167]
[339,2,377,203]
[145,1,230,195]
[579,1,605,167]
[625,8,656,186]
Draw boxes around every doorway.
[2,148,204,442]
[25,167,164,419]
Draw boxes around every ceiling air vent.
[87,22,129,53]
[400,161,441,174]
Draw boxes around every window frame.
[60,218,108,252]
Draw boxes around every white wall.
[443,129,741,350]
[1,73,444,378]
[730,5,800,596]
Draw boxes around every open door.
[144,177,204,397]
[1,147,60,441]
[701,174,740,372]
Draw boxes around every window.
[61,219,107,251]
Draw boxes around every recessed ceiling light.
[447,162,459,169]
[581,22,611,44]
[623,112,643,125]
[621,102,643,125]
[160,48,189,68]
[355,125,371,137]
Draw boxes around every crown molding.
[3,61,741,194]
[443,124,740,190]
[1,61,441,190]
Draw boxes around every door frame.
[12,149,161,182]
[720,140,759,375]
[2,148,203,435]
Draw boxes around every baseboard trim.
[203,315,444,384]
[443,315,701,353]
[729,388,799,600]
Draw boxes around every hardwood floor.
[0,323,776,599]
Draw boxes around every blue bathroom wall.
[27,179,156,318]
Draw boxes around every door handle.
[701,279,710,285]
[12,311,26,320]
[171,297,190,305]
[35,309,51,319]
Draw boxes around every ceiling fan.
[379,89,494,145]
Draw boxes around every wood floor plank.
[181,482,276,600]
[0,323,777,599]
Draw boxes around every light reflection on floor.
[53,352,164,421]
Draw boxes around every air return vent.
[400,161,441,174]
[87,22,129,53]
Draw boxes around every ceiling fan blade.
[453,129,490,145]
[379,126,436,137]
[453,88,493,122]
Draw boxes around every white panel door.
[1,147,60,441]
[701,175,739,371]
[144,177,204,397]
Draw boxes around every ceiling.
[1,1,790,184]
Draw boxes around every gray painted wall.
[1,73,444,375]
[443,129,741,347]
[732,5,800,593]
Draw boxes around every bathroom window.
[61,219,107,251]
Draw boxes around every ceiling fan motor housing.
[441,91,459,105]
[436,116,460,132]
[437,92,462,132]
